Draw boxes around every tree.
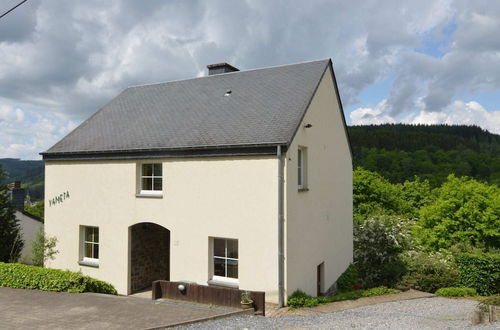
[31,227,58,266]
[0,167,24,262]
[417,175,500,251]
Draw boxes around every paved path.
[0,287,243,329]
[266,289,434,316]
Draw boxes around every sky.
[0,0,499,160]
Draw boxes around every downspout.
[277,145,285,307]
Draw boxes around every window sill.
[78,260,99,268]
[136,193,163,198]
[207,278,239,289]
[298,187,309,192]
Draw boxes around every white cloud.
[408,101,500,134]
[0,0,499,159]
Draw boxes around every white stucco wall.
[45,156,280,302]
[284,65,353,298]
[16,211,44,264]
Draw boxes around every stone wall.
[130,223,170,292]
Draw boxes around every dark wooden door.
[317,262,324,296]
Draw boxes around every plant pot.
[241,300,254,309]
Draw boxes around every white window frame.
[140,163,163,196]
[298,146,307,190]
[212,238,239,285]
[80,226,99,267]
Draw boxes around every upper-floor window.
[140,163,162,195]
[298,147,307,190]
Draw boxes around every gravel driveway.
[177,297,497,329]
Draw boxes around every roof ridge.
[127,58,331,89]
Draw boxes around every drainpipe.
[277,145,285,307]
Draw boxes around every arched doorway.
[129,222,170,293]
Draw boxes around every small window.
[213,238,238,282]
[298,147,307,190]
[81,226,99,266]
[141,163,162,195]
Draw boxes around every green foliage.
[455,253,500,295]
[435,287,477,297]
[31,227,58,267]
[0,262,117,294]
[0,159,44,201]
[399,250,459,293]
[24,201,44,219]
[361,287,400,297]
[354,214,412,287]
[417,175,500,251]
[0,167,24,262]
[287,287,400,308]
[348,124,500,186]
[353,168,410,222]
[336,264,360,291]
[241,291,252,303]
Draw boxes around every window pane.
[93,228,99,243]
[298,149,303,186]
[93,244,99,259]
[153,178,162,191]
[213,258,225,276]
[85,228,93,242]
[153,163,162,176]
[142,164,153,176]
[214,239,225,257]
[142,177,152,190]
[227,239,238,259]
[85,242,92,258]
[227,259,238,279]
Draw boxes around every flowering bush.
[354,214,414,287]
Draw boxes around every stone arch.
[129,222,170,293]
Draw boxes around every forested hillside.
[0,159,44,200]
[348,124,500,186]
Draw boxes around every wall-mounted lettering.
[49,191,70,207]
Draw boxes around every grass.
[287,287,400,309]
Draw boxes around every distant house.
[7,182,44,263]
[41,59,353,305]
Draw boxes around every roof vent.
[224,90,232,96]
[207,63,239,76]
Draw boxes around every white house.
[42,59,353,305]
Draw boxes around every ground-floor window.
[213,238,238,283]
[80,226,99,267]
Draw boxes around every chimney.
[10,181,25,211]
[207,63,239,76]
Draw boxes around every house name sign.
[49,191,70,207]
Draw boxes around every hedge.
[0,263,117,294]
[435,287,477,297]
[455,253,500,295]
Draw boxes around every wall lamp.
[304,123,312,128]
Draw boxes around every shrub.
[31,228,58,267]
[455,253,500,295]
[354,214,413,287]
[399,250,459,293]
[435,287,477,297]
[362,287,400,297]
[287,287,400,308]
[0,262,117,294]
[336,264,360,291]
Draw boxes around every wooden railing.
[152,280,265,315]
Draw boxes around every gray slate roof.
[43,59,331,157]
